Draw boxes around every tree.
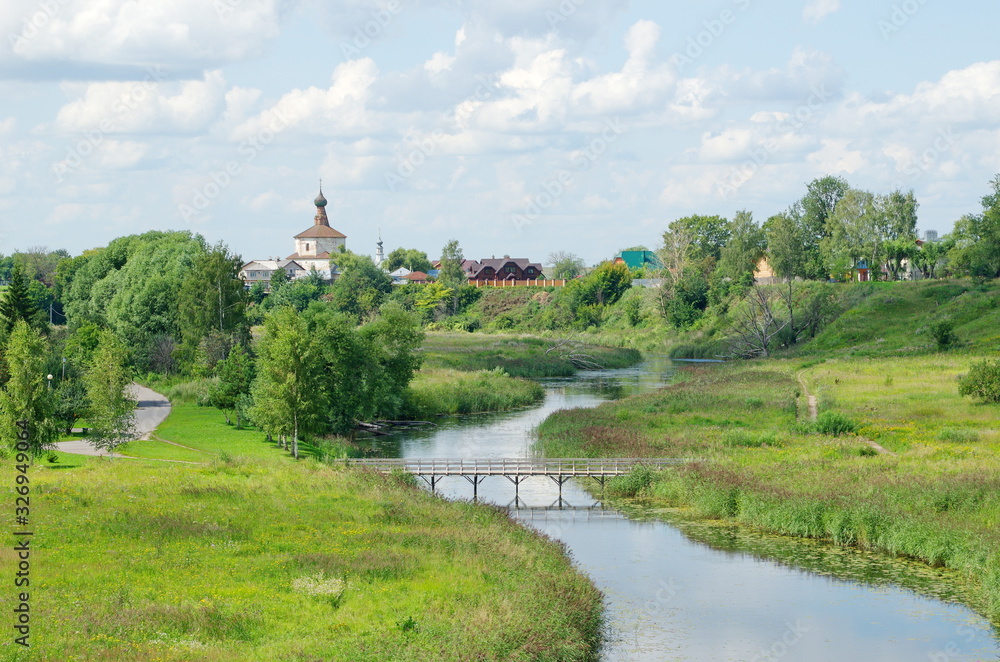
[355,304,424,422]
[716,210,765,285]
[83,330,137,458]
[208,345,255,427]
[1,263,42,334]
[950,175,1000,279]
[327,252,392,320]
[959,359,1000,404]
[269,265,290,291]
[729,286,788,358]
[0,321,59,457]
[669,215,730,264]
[177,242,248,366]
[548,251,586,280]
[798,175,850,278]
[437,240,467,314]
[248,280,267,305]
[437,240,466,287]
[822,189,885,279]
[384,247,432,274]
[765,212,809,282]
[249,308,327,459]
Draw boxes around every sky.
[2,0,1000,267]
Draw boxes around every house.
[388,267,411,285]
[614,250,663,271]
[239,186,346,287]
[753,256,778,285]
[463,257,545,283]
[406,271,430,284]
[240,260,306,289]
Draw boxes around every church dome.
[314,188,327,207]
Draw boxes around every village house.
[613,250,663,271]
[462,257,545,283]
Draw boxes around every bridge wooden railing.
[345,457,686,477]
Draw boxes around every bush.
[929,319,958,350]
[958,359,1000,404]
[814,411,857,436]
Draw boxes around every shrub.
[958,359,1000,404]
[929,319,958,350]
[814,411,857,436]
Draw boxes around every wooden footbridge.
[345,458,687,498]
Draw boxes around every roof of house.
[463,257,545,279]
[406,271,430,281]
[294,225,347,239]
[614,250,663,270]
[241,259,304,272]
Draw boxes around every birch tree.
[249,308,326,459]
[83,330,137,458]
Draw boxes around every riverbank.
[536,356,1000,626]
[420,332,643,378]
[20,433,602,661]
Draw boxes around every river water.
[365,356,1000,661]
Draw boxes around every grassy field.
[536,355,1000,625]
[3,457,601,662]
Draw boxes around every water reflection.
[368,355,1000,661]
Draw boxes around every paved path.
[53,383,174,459]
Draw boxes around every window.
[306,243,311,252]
[526,268,534,274]
[505,265,516,273]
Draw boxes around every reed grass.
[403,368,545,418]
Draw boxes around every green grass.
[7,458,601,661]
[536,356,1000,626]
[403,368,545,418]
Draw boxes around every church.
[239,187,347,288]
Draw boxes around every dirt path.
[796,371,818,422]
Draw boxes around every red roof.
[294,226,346,239]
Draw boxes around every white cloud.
[3,0,283,67]
[807,139,865,173]
[94,140,148,169]
[803,0,841,24]
[425,52,456,75]
[53,70,227,134]
[233,59,380,140]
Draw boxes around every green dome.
[314,188,327,207]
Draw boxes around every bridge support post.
[548,475,571,498]
[419,475,442,494]
[504,475,526,499]
[463,475,485,500]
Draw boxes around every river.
[364,356,1000,661]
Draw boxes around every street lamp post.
[46,374,53,391]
